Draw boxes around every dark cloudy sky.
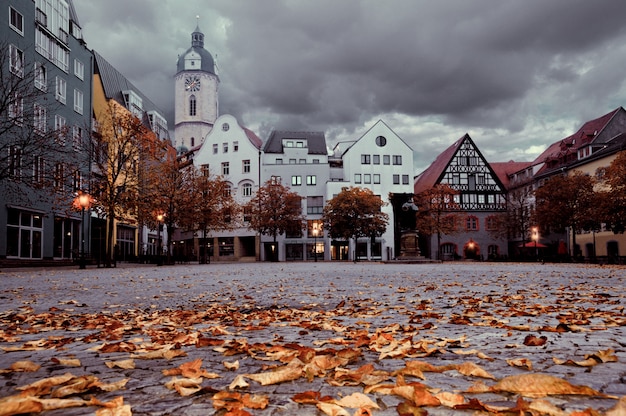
[73,0,626,172]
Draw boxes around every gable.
[415,134,507,211]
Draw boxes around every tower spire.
[192,16,204,48]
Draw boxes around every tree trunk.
[106,207,115,268]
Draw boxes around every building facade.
[414,134,509,260]
[190,114,263,261]
[1,0,93,265]
[328,120,415,261]
[261,130,331,261]
[91,51,169,263]
[507,107,626,261]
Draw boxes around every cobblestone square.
[0,262,624,415]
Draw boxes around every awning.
[518,242,547,248]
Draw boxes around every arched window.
[189,95,196,116]
[241,182,253,197]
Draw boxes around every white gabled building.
[327,120,415,261]
[192,114,263,261]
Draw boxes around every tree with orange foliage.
[535,171,596,259]
[244,180,304,259]
[597,150,626,234]
[90,102,159,267]
[323,187,388,260]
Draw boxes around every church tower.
[174,22,219,153]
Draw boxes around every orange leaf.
[455,362,496,379]
[492,373,611,398]
[240,393,269,409]
[245,360,303,385]
[292,391,322,404]
[334,392,380,410]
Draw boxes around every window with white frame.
[9,146,22,179]
[354,174,361,184]
[291,175,302,186]
[212,143,218,154]
[74,59,84,80]
[306,175,316,185]
[402,174,409,185]
[54,115,66,144]
[383,155,390,165]
[72,126,83,151]
[223,143,228,153]
[72,169,81,191]
[73,89,83,114]
[393,174,400,185]
[373,174,381,184]
[55,76,66,104]
[241,182,253,197]
[10,7,24,34]
[9,44,24,77]
[233,141,239,152]
[33,156,45,185]
[364,174,371,184]
[221,162,229,175]
[242,159,250,173]
[373,154,380,165]
[9,93,23,123]
[393,155,402,165]
[361,154,371,164]
[54,162,64,189]
[34,104,47,134]
[34,62,47,91]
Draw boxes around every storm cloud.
[73,0,626,171]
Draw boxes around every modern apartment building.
[0,0,93,265]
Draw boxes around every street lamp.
[532,226,539,261]
[312,223,318,262]
[157,213,164,266]
[76,192,91,269]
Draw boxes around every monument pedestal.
[399,230,421,259]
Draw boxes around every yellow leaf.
[492,374,612,398]
[52,358,81,367]
[455,362,496,380]
[435,391,466,407]
[229,374,250,390]
[105,359,135,370]
[223,359,240,371]
[9,360,41,372]
[245,360,303,386]
[334,392,380,410]
[507,358,533,370]
[317,401,351,416]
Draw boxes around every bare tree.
[0,41,82,199]
[414,184,464,260]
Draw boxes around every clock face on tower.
[185,75,201,92]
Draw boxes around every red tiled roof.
[414,134,468,194]
[491,161,532,189]
[533,107,621,167]
[243,126,263,149]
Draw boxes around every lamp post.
[157,213,164,266]
[531,226,539,261]
[77,192,91,269]
[312,224,318,262]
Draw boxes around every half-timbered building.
[414,134,509,260]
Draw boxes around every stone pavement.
[0,262,624,415]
